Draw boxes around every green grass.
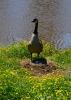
[0,41,71,100]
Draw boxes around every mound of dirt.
[20,59,57,76]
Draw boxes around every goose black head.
[32,18,38,23]
[32,18,38,35]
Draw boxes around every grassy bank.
[0,41,71,100]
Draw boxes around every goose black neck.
[33,21,38,35]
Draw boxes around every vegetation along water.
[0,41,71,99]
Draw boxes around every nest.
[20,58,57,76]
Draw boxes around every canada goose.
[28,18,43,61]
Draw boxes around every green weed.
[0,41,71,100]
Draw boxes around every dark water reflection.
[0,0,71,48]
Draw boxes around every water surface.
[0,0,71,48]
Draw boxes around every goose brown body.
[28,34,43,53]
[28,18,43,60]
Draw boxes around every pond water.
[0,0,71,48]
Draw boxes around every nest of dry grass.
[20,58,57,76]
